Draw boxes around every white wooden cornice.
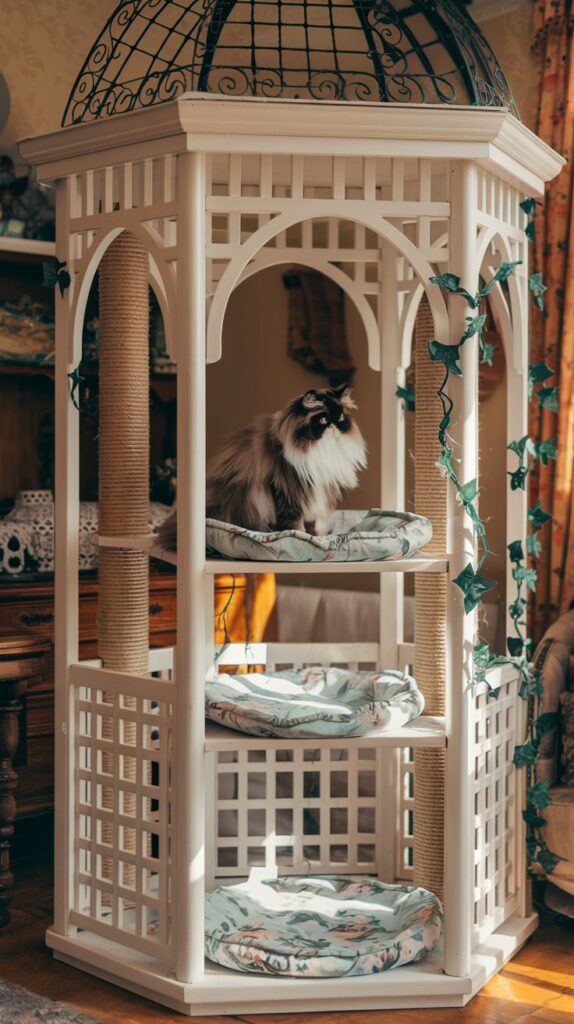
[20,94,564,195]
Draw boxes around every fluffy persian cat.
[158,384,366,547]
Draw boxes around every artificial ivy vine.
[425,226,562,875]
[42,258,71,298]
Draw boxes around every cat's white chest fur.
[284,424,367,533]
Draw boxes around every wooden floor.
[1,862,573,1024]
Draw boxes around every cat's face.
[290,385,356,445]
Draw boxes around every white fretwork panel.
[68,155,178,264]
[205,152,451,349]
[212,744,382,878]
[74,680,173,958]
[472,677,521,946]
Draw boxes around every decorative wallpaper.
[0,0,537,158]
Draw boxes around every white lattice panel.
[472,677,521,946]
[73,676,173,957]
[212,743,382,878]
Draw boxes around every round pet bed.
[205,666,424,738]
[206,509,432,563]
[205,876,443,977]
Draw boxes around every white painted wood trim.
[444,162,479,979]
[379,242,405,670]
[204,718,447,752]
[20,100,564,195]
[53,176,79,937]
[93,536,447,573]
[173,149,208,984]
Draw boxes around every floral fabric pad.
[206,509,432,563]
[206,665,424,738]
[205,876,442,977]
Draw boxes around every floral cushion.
[206,509,432,563]
[205,666,424,738]
[205,876,442,977]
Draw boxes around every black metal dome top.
[63,0,518,126]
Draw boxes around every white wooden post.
[379,241,404,669]
[444,161,479,978]
[53,176,80,936]
[174,149,208,984]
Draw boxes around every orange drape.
[529,0,574,639]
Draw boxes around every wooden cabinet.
[0,572,177,821]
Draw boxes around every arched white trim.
[227,252,381,371]
[477,227,525,373]
[70,224,177,366]
[206,208,450,364]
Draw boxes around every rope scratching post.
[98,234,150,894]
[414,296,447,904]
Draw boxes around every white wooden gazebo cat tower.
[20,0,563,1014]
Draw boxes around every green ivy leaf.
[67,368,85,412]
[478,260,522,299]
[538,385,559,411]
[526,836,541,859]
[526,533,542,558]
[509,466,529,491]
[507,636,524,657]
[522,808,547,828]
[529,272,547,311]
[459,478,478,504]
[537,848,564,872]
[42,258,71,298]
[480,340,496,366]
[507,539,524,563]
[520,198,538,216]
[428,339,463,375]
[429,273,476,307]
[527,781,552,810]
[513,565,538,592]
[453,563,497,613]
[534,711,558,737]
[525,220,535,242]
[507,435,533,459]
[473,642,491,670]
[395,385,415,412]
[534,436,558,466]
[462,313,487,339]
[509,596,527,619]
[528,503,552,531]
[513,740,538,767]
[529,361,554,387]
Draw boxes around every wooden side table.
[0,629,50,925]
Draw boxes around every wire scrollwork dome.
[63,0,518,126]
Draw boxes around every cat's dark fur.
[158,385,367,547]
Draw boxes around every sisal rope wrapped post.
[98,234,150,896]
[413,296,447,903]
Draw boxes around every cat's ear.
[301,390,324,410]
[331,383,356,411]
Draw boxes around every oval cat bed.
[205,666,424,738]
[206,509,432,563]
[205,876,443,977]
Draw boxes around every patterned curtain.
[529,0,574,639]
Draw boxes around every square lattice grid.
[472,678,520,944]
[74,682,173,955]
[212,745,383,877]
